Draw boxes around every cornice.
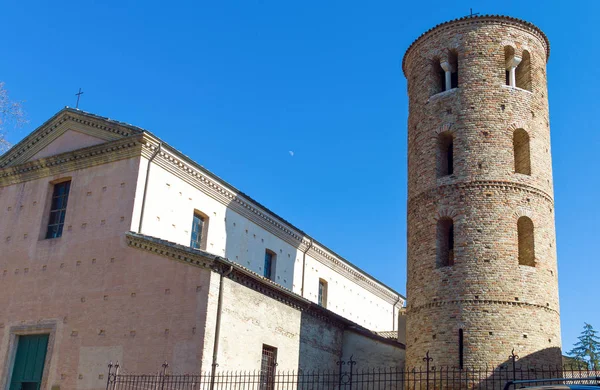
[139,135,405,305]
[408,180,554,206]
[408,298,559,316]
[402,15,550,76]
[0,136,143,187]
[126,233,356,328]
[126,233,218,270]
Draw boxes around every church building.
[0,108,405,390]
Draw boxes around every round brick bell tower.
[403,16,561,368]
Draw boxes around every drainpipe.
[210,264,234,390]
[137,142,161,234]
[300,239,313,297]
[392,296,401,331]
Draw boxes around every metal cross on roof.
[467,8,480,18]
[75,88,84,109]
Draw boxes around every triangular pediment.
[26,129,107,162]
[0,107,144,168]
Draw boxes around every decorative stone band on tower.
[403,15,561,368]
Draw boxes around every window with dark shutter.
[264,250,276,280]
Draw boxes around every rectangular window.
[264,250,275,280]
[318,279,328,308]
[190,212,205,250]
[46,181,71,239]
[260,344,277,390]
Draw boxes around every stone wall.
[202,275,345,372]
[342,331,405,369]
[403,16,561,367]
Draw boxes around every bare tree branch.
[0,82,27,154]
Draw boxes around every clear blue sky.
[1,0,598,353]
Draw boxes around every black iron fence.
[106,355,600,390]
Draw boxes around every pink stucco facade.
[0,152,214,389]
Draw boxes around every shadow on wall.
[297,310,345,372]
[481,348,569,388]
[405,348,568,389]
[500,347,563,369]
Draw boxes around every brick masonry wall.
[0,158,213,390]
[403,17,561,367]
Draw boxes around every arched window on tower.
[434,61,445,95]
[449,50,458,89]
[437,132,454,177]
[517,216,535,267]
[504,46,517,86]
[516,50,532,91]
[513,129,531,175]
[437,217,454,267]
[433,51,458,95]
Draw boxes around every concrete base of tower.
[405,301,562,369]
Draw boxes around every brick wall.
[403,16,561,367]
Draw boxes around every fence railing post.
[348,356,356,390]
[106,361,119,390]
[509,349,519,383]
[423,351,433,390]
[99,353,593,390]
[160,362,169,390]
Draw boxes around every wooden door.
[9,334,49,390]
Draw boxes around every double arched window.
[433,50,458,95]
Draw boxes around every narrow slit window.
[518,217,535,267]
[190,211,209,250]
[318,279,328,308]
[264,250,276,280]
[437,132,454,177]
[459,329,464,369]
[437,217,455,267]
[513,129,531,175]
[46,180,71,239]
